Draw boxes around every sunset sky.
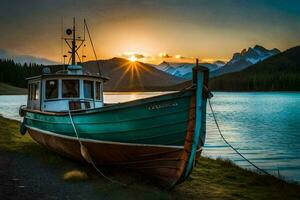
[0,0,299,64]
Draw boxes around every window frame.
[28,82,39,101]
[83,80,94,99]
[28,83,32,100]
[95,81,102,101]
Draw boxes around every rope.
[68,111,127,186]
[207,99,274,177]
[84,19,102,77]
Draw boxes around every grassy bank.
[0,82,27,95]
[0,116,299,199]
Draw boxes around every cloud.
[159,53,172,58]
[120,52,149,60]
[133,53,145,59]
[175,54,183,59]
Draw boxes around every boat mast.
[63,17,85,66]
[71,17,76,65]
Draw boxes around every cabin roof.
[26,74,109,82]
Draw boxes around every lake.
[0,92,299,182]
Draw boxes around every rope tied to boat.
[208,99,274,177]
[68,111,127,186]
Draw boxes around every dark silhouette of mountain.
[209,46,300,91]
[0,57,187,92]
[82,57,186,91]
[211,45,280,77]
[0,49,57,65]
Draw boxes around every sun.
[129,55,137,62]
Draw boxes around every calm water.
[0,92,299,182]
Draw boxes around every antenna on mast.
[61,18,101,75]
[63,17,85,67]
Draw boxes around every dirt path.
[0,152,103,200]
[0,151,172,200]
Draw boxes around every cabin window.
[46,80,58,99]
[29,82,39,100]
[95,81,102,100]
[84,80,94,99]
[34,83,40,100]
[30,84,35,100]
[62,80,79,98]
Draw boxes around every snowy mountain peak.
[211,45,281,77]
[156,45,280,79]
[228,45,280,66]
[254,45,268,52]
[155,61,222,79]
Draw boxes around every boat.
[19,18,210,188]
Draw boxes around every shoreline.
[0,116,299,199]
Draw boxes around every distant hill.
[0,82,26,95]
[209,46,300,91]
[82,58,186,91]
[0,49,57,65]
[0,57,186,93]
[211,45,280,77]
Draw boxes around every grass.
[0,82,27,95]
[0,116,300,199]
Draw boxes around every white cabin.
[26,65,108,112]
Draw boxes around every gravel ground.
[0,152,172,200]
[0,152,103,200]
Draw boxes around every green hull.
[24,90,196,146]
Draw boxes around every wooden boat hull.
[21,66,209,188]
[28,128,201,186]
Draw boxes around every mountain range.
[155,60,225,79]
[210,45,280,77]
[155,45,280,79]
[1,44,297,92]
[209,46,300,91]
[81,58,186,91]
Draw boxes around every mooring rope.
[207,99,274,177]
[68,111,127,186]
[84,19,102,77]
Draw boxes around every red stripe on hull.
[28,129,195,187]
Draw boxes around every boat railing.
[55,69,70,74]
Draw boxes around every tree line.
[0,59,43,88]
